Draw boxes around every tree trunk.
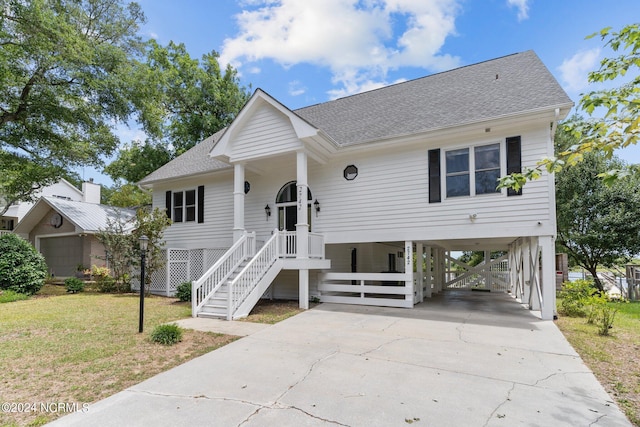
[587,266,604,292]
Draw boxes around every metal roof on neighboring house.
[13,196,137,235]
[138,50,573,185]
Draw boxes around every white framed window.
[166,186,204,223]
[444,143,502,198]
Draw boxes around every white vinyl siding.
[153,122,554,249]
[231,104,303,161]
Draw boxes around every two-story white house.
[138,51,573,321]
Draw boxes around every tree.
[95,211,136,292]
[0,0,146,216]
[105,40,251,184]
[103,183,151,208]
[132,207,171,295]
[499,23,640,191]
[555,149,640,291]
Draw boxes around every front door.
[276,181,313,231]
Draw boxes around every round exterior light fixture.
[343,165,358,181]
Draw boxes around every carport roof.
[13,196,137,235]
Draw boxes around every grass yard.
[0,285,238,427]
[556,301,640,426]
[240,299,312,324]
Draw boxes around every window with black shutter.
[428,149,441,203]
[506,136,522,196]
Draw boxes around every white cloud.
[220,0,461,98]
[288,80,306,96]
[507,0,530,21]
[558,48,601,93]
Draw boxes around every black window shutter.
[197,186,205,223]
[165,191,172,218]
[428,149,441,203]
[506,136,522,196]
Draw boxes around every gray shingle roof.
[295,51,572,146]
[139,50,572,185]
[139,129,231,185]
[44,197,137,233]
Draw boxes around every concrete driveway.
[49,291,630,426]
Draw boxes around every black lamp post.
[138,235,149,333]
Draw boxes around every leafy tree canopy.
[105,40,251,185]
[499,23,640,191]
[555,129,640,291]
[0,0,146,215]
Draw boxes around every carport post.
[539,236,556,320]
[425,246,432,298]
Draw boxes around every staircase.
[192,231,283,320]
[197,261,248,319]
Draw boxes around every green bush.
[64,277,85,293]
[175,282,192,302]
[0,289,29,303]
[597,304,618,336]
[0,234,47,295]
[150,324,183,345]
[558,279,597,317]
[91,265,117,293]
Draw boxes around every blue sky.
[81,0,640,185]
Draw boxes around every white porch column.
[522,238,532,305]
[296,151,309,259]
[405,241,414,306]
[416,242,424,303]
[299,269,309,309]
[539,235,555,320]
[233,163,245,242]
[425,246,432,298]
[296,151,309,309]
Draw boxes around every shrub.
[597,304,618,336]
[64,277,85,293]
[175,282,192,302]
[558,279,597,317]
[150,324,183,345]
[92,265,117,293]
[0,289,29,303]
[0,234,47,295]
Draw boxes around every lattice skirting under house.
[131,248,227,296]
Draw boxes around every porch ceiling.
[424,237,517,252]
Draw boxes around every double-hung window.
[474,143,501,195]
[166,186,205,223]
[429,137,521,203]
[445,148,470,197]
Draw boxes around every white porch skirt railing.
[192,232,256,316]
[318,272,414,308]
[0,230,12,237]
[277,231,325,259]
[228,232,280,319]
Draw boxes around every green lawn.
[556,301,640,426]
[0,286,237,427]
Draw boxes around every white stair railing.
[191,232,255,317]
[227,231,280,320]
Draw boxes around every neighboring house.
[139,51,573,320]
[0,178,86,234]
[12,182,136,278]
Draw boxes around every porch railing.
[191,232,256,317]
[277,231,325,259]
[228,231,280,319]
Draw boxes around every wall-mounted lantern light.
[314,199,320,216]
[264,204,271,220]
